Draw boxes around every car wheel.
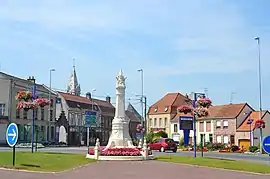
[160,147,165,152]
[172,149,177,153]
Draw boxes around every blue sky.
[1,0,270,112]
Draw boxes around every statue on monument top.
[116,69,126,89]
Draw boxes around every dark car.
[148,138,177,152]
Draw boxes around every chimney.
[86,92,91,100]
[106,96,111,103]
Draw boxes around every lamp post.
[137,69,144,140]
[254,36,263,154]
[247,118,253,146]
[48,68,55,142]
[27,76,36,153]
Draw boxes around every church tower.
[67,59,81,96]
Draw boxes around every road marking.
[7,129,16,141]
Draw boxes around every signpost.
[262,136,270,165]
[85,111,97,148]
[6,123,18,166]
[136,132,142,139]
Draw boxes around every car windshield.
[165,139,174,143]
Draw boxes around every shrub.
[209,143,225,150]
[231,145,240,152]
[179,137,184,146]
[249,146,259,153]
[154,131,168,138]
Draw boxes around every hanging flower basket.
[136,124,145,132]
[15,90,33,101]
[194,107,209,117]
[255,119,265,129]
[196,97,212,108]
[177,105,193,114]
[34,97,50,107]
[17,101,38,110]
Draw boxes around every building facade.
[0,72,57,145]
[54,65,115,146]
[197,103,253,146]
[147,92,191,136]
[236,111,270,150]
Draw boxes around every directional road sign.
[85,111,97,127]
[6,123,18,147]
[262,136,270,154]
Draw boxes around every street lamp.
[27,76,36,153]
[247,118,253,146]
[48,68,55,142]
[137,69,144,139]
[254,36,263,153]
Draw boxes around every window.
[74,114,78,125]
[223,135,229,144]
[0,103,5,116]
[40,107,44,120]
[34,108,38,120]
[216,135,221,143]
[49,109,53,121]
[154,118,157,127]
[209,134,213,143]
[50,99,53,107]
[206,121,211,132]
[173,124,178,132]
[149,118,152,127]
[159,118,162,127]
[164,107,168,112]
[16,109,20,119]
[78,114,81,126]
[199,122,204,132]
[154,107,158,112]
[216,121,221,129]
[164,118,167,127]
[223,120,228,129]
[23,109,27,119]
[230,135,235,145]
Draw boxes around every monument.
[86,70,154,160]
[104,69,134,149]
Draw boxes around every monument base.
[86,153,155,161]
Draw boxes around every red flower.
[15,90,33,101]
[34,97,50,107]
[196,98,212,108]
[17,101,38,110]
[177,105,193,114]
[194,107,209,117]
[88,147,145,156]
[255,119,266,129]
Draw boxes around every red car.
[148,138,177,152]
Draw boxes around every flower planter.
[196,98,212,108]
[177,105,192,114]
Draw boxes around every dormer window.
[164,107,168,112]
[154,107,158,112]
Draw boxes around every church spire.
[67,58,81,96]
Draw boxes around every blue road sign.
[136,133,142,139]
[85,111,97,127]
[179,116,194,130]
[262,136,270,154]
[6,123,18,147]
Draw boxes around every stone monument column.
[104,70,134,149]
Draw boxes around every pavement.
[0,160,269,179]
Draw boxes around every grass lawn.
[157,155,270,174]
[0,152,95,172]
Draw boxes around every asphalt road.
[1,147,270,164]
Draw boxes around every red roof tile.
[148,92,191,115]
[58,92,114,108]
[198,103,248,120]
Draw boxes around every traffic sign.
[6,123,18,147]
[179,116,194,130]
[85,111,97,127]
[262,136,270,154]
[136,132,142,139]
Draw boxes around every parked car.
[148,138,177,152]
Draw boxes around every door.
[238,139,250,151]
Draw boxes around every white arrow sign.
[265,143,270,146]
[8,129,17,141]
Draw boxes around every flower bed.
[88,147,152,156]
